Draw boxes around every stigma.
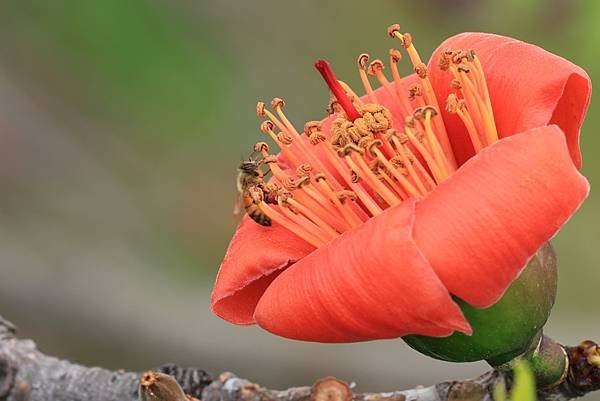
[242,24,498,248]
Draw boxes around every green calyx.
[403,242,557,366]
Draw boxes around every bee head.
[239,160,260,176]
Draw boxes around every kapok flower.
[211,27,591,343]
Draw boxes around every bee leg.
[260,155,278,165]
[248,186,264,204]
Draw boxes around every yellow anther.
[314,172,327,182]
[340,143,365,156]
[357,53,370,69]
[304,120,322,134]
[271,97,285,109]
[327,97,342,115]
[387,24,401,38]
[399,32,413,48]
[256,101,266,117]
[457,64,471,73]
[277,132,294,145]
[309,131,327,145]
[260,120,275,134]
[438,51,452,71]
[296,164,312,177]
[422,105,439,118]
[367,59,385,76]
[337,190,357,203]
[408,83,423,101]
[389,48,402,63]
[254,142,270,153]
[414,63,428,79]
[282,176,297,191]
[366,139,383,157]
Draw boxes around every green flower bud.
[403,242,557,366]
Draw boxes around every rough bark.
[0,315,597,401]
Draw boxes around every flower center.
[240,25,498,247]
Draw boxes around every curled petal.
[413,124,589,308]
[254,198,470,342]
[211,216,315,324]
[428,33,591,167]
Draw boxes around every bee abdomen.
[246,204,272,226]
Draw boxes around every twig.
[0,315,597,401]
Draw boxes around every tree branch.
[0,315,597,401]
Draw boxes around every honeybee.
[234,158,272,226]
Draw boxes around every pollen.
[238,25,498,247]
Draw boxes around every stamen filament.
[294,185,348,233]
[344,152,400,206]
[423,111,454,174]
[377,167,408,199]
[389,49,414,117]
[390,28,457,169]
[388,135,437,190]
[315,140,383,216]
[285,198,339,239]
[300,183,352,231]
[277,198,332,244]
[260,122,302,167]
[405,128,447,182]
[315,176,364,227]
[369,61,406,114]
[371,147,421,198]
[240,27,503,248]
[357,54,378,104]
[456,108,484,152]
[259,202,325,247]
[457,70,498,144]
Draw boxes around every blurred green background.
[0,0,597,398]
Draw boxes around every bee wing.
[233,191,244,216]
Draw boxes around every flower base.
[403,242,557,365]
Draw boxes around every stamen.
[386,131,428,195]
[314,173,364,227]
[388,133,437,190]
[367,59,405,113]
[357,54,378,104]
[388,48,414,116]
[310,130,383,216]
[373,162,408,199]
[272,98,340,179]
[240,25,502,248]
[285,197,340,239]
[293,178,350,233]
[454,67,497,145]
[315,59,361,121]
[258,201,325,247]
[404,126,446,183]
[366,140,420,198]
[420,106,454,175]
[388,24,457,169]
[446,94,483,152]
[275,197,332,245]
[259,120,302,167]
[340,144,401,207]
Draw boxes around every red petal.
[428,33,591,167]
[211,74,421,327]
[254,198,470,342]
[211,216,315,324]
[413,125,589,308]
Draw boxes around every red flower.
[211,29,591,342]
